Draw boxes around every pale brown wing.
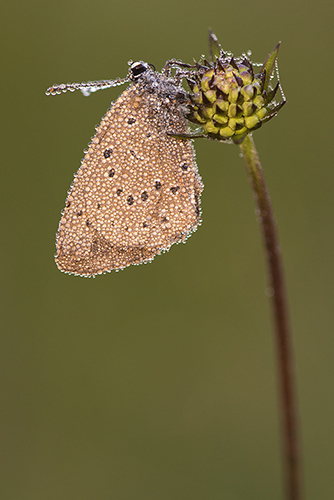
[55,82,203,277]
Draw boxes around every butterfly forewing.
[55,78,203,277]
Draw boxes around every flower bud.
[186,37,286,144]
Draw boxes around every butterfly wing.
[55,82,203,276]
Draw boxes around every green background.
[2,0,333,499]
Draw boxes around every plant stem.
[240,134,302,500]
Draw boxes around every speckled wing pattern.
[55,80,203,277]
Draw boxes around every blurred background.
[1,1,333,499]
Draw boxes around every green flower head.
[184,32,286,144]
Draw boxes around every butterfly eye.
[129,61,150,79]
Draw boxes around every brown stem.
[240,134,302,500]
